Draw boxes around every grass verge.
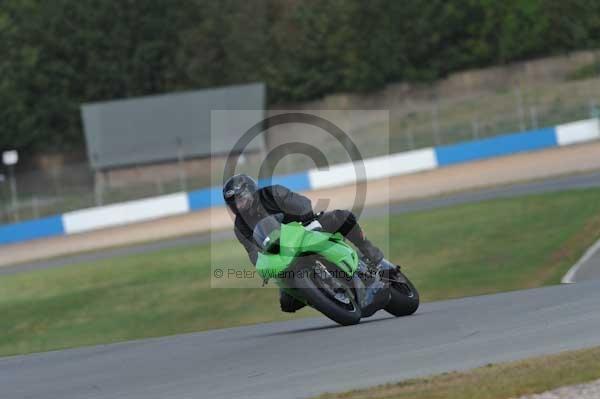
[313,346,600,399]
[1,188,600,357]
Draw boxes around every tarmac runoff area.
[2,281,600,399]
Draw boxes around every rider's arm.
[269,185,315,223]
[234,220,259,266]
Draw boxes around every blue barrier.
[187,172,311,211]
[435,127,557,167]
[2,119,596,247]
[0,215,65,245]
[258,172,311,191]
[187,187,224,211]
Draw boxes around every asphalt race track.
[2,281,600,399]
[571,245,600,281]
[3,170,600,276]
[2,171,600,398]
[563,238,600,283]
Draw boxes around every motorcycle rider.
[223,173,384,313]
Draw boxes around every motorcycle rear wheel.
[385,267,420,317]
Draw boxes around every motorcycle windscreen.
[252,213,284,252]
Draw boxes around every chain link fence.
[2,79,599,224]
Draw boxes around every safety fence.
[1,118,598,246]
[3,76,600,224]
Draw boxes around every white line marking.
[556,118,600,146]
[561,238,600,284]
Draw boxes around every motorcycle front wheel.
[291,256,362,326]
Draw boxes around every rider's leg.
[318,210,384,265]
[280,289,306,313]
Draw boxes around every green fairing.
[255,222,359,281]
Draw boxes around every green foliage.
[2,0,600,153]
[567,60,600,81]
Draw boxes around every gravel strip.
[518,379,600,399]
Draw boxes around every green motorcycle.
[254,214,420,326]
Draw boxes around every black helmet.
[223,174,258,214]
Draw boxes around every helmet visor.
[234,192,253,212]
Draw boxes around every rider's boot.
[345,223,384,270]
[279,290,306,313]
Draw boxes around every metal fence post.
[176,137,188,192]
[8,165,19,221]
[431,100,441,145]
[529,106,539,129]
[515,87,526,131]
[32,196,39,219]
[471,119,480,140]
[155,178,164,195]
[589,98,599,118]
[406,129,415,150]
[94,171,105,206]
[0,174,7,222]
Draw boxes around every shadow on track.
[253,313,422,338]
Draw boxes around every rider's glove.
[304,220,323,231]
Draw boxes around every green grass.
[362,188,600,301]
[313,346,600,399]
[2,188,600,357]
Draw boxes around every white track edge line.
[561,238,600,284]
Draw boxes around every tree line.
[1,0,599,155]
